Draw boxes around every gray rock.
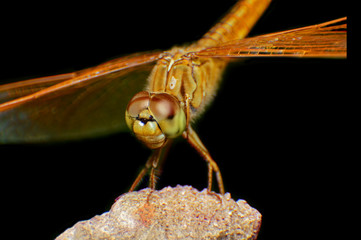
[56,185,261,240]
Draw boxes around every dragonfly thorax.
[148,47,228,122]
[125,91,186,149]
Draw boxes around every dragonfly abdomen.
[197,0,271,47]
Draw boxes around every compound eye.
[149,93,178,121]
[149,93,186,138]
[126,91,150,130]
[126,91,150,117]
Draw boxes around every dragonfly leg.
[184,93,192,131]
[129,148,162,192]
[183,126,225,194]
[149,148,163,190]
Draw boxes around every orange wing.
[195,17,347,58]
[0,51,161,143]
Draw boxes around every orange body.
[148,0,271,121]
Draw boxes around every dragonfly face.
[125,91,186,149]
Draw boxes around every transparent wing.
[195,17,347,58]
[0,51,161,143]
[0,73,77,103]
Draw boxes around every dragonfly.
[0,0,346,194]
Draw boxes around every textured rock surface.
[56,185,261,240]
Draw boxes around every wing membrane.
[195,17,347,58]
[0,51,161,143]
[0,73,76,103]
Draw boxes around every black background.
[0,1,349,239]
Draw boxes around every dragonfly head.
[125,91,186,149]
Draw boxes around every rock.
[56,185,261,240]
